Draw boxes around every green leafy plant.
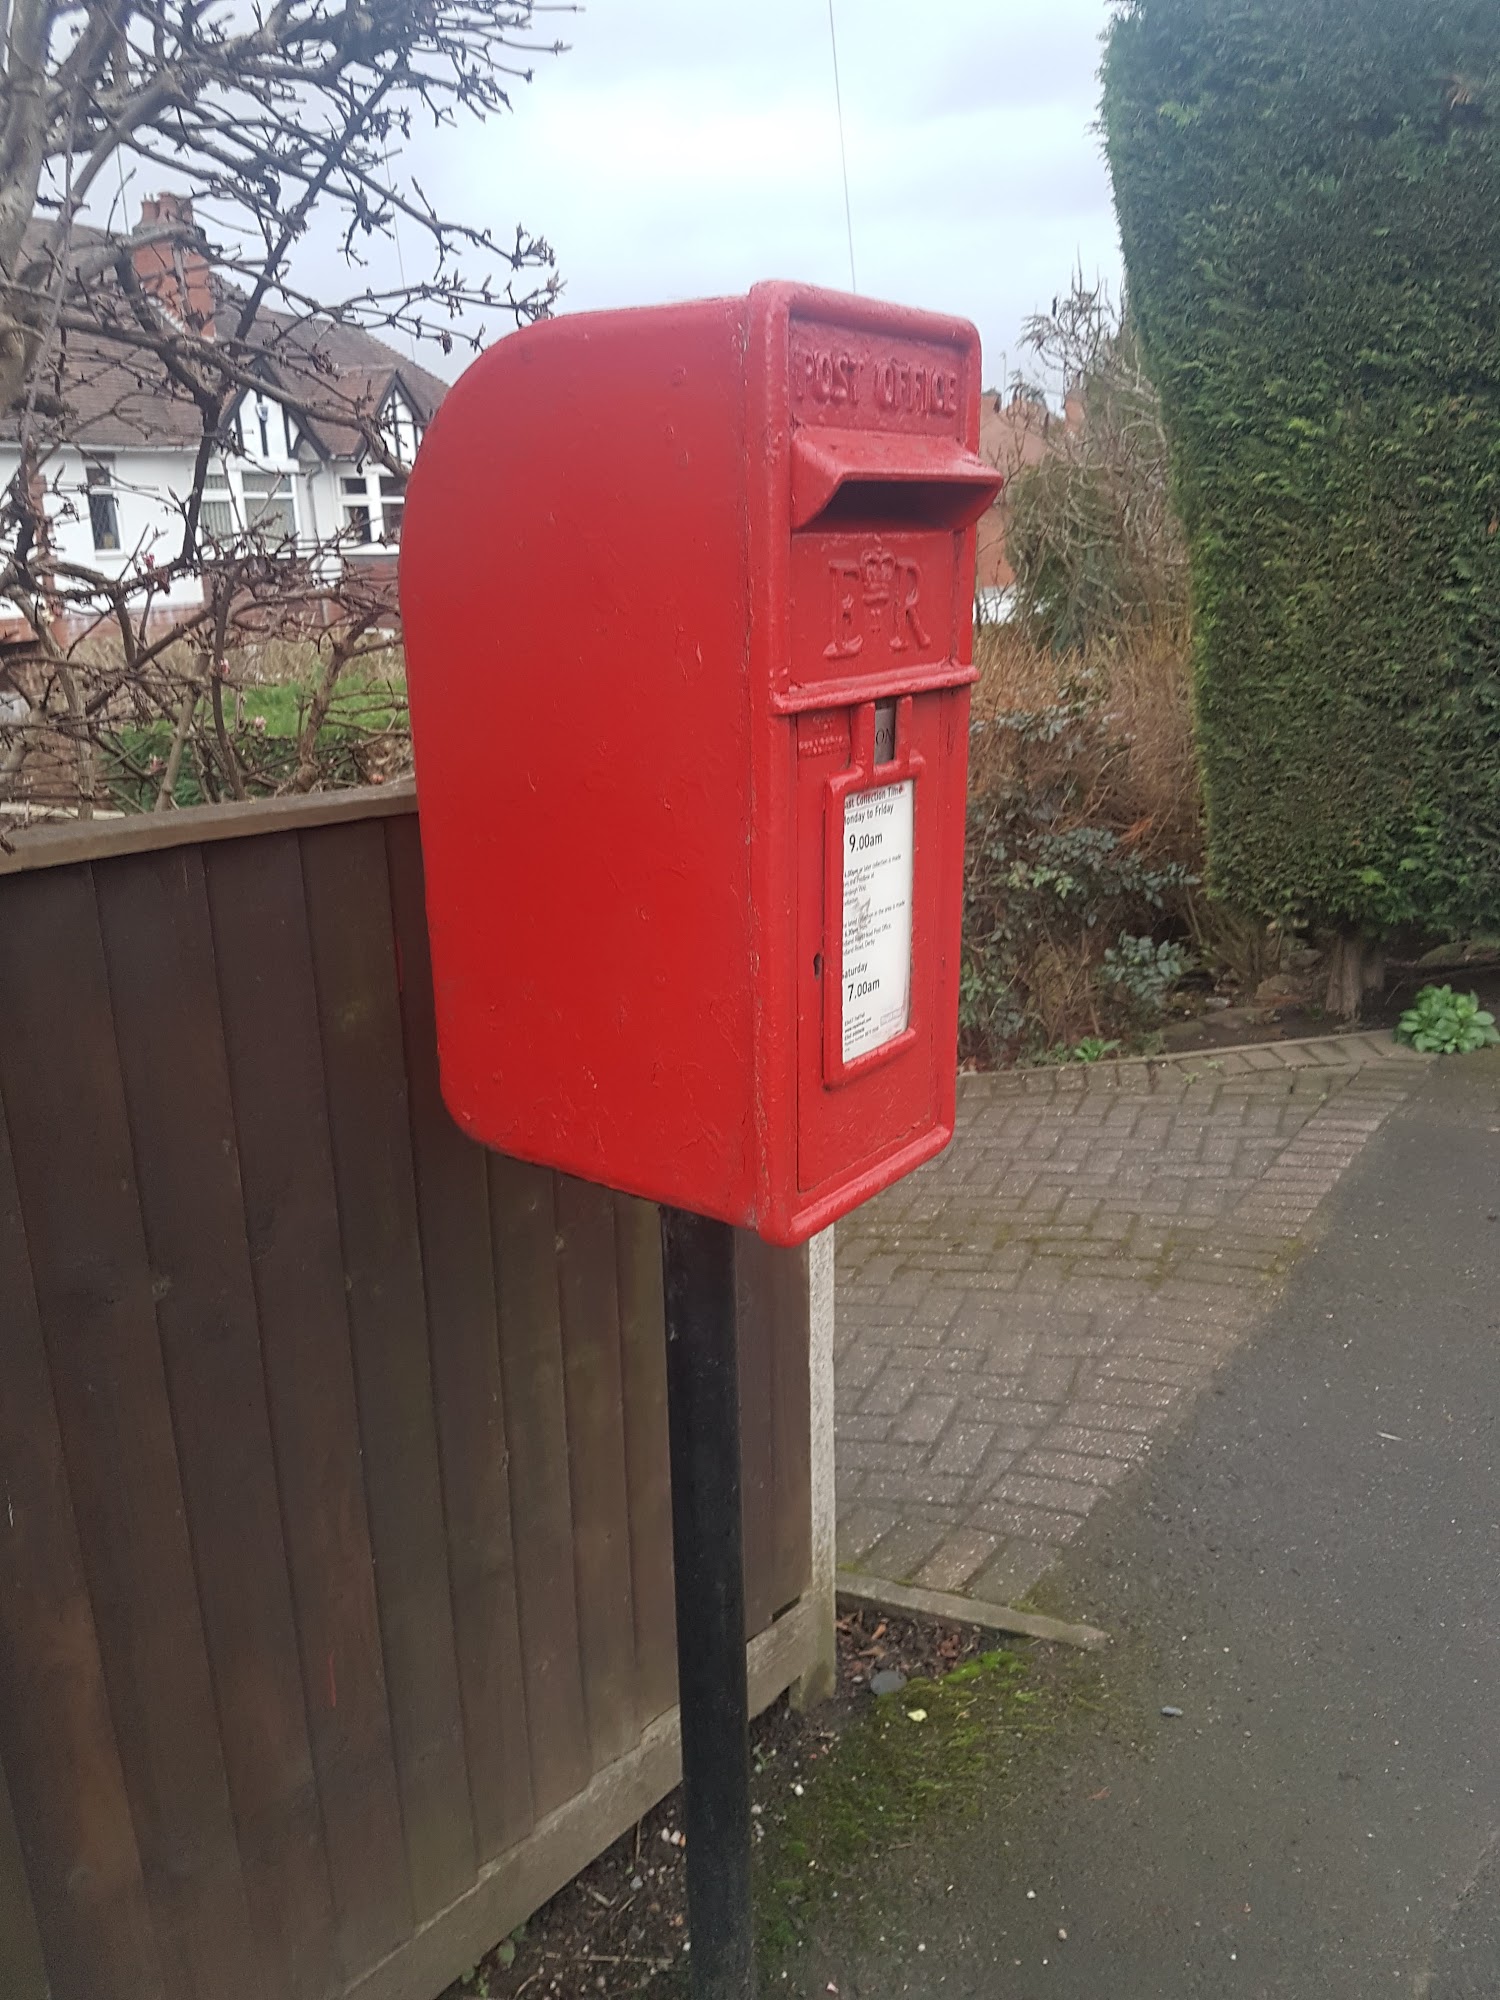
[963,685,1196,1062]
[1027,1034,1126,1068]
[1395,985,1499,1055]
[1099,932,1193,1022]
[1070,1037,1123,1064]
[97,648,410,808]
[959,961,1026,1054]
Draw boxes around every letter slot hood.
[790,428,1003,531]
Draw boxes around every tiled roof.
[3,225,449,456]
[240,301,450,459]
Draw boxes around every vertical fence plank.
[0,1747,47,2000]
[488,1157,593,1815]
[95,847,338,2000]
[0,867,261,2000]
[0,1091,162,2000]
[554,1178,639,1767]
[300,822,475,1920]
[614,1194,677,1725]
[385,819,534,1863]
[205,833,412,1978]
[734,1233,777,1636]
[0,799,817,2000]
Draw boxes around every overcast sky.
[401,0,1124,392]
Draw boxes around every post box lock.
[401,283,1000,1245]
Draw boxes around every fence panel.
[0,789,814,2000]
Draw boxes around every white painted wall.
[2,381,422,619]
[0,440,376,616]
[0,445,209,612]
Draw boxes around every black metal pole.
[660,1205,756,2000]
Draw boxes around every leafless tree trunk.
[1324,932,1386,1019]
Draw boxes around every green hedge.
[1102,0,1500,935]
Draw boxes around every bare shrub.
[972,620,1199,855]
[1005,279,1189,654]
[6,593,409,814]
[959,271,1223,1061]
[962,619,1205,1061]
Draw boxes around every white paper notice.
[841,779,915,1064]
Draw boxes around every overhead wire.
[826,0,857,292]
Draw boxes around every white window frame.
[339,387,421,552]
[200,389,302,549]
[339,471,375,546]
[82,455,121,554]
[339,466,407,549]
[200,459,300,548]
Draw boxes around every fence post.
[793,1226,838,1710]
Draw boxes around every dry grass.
[971,619,1202,869]
[962,619,1209,1058]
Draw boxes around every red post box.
[401,282,1000,1245]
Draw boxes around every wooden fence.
[0,785,819,2000]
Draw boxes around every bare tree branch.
[0,0,569,826]
[1004,276,1189,652]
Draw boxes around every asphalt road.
[813,1047,1500,1999]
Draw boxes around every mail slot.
[400,282,1000,1244]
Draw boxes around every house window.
[341,474,372,544]
[201,471,236,542]
[378,474,406,544]
[341,469,407,547]
[240,470,297,545]
[85,460,120,552]
[200,463,298,548]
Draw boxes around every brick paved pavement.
[834,1032,1431,1605]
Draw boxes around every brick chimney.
[133,193,215,339]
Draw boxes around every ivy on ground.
[962,694,1196,1061]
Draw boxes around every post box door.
[794,690,962,1196]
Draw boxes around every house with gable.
[0,194,448,640]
